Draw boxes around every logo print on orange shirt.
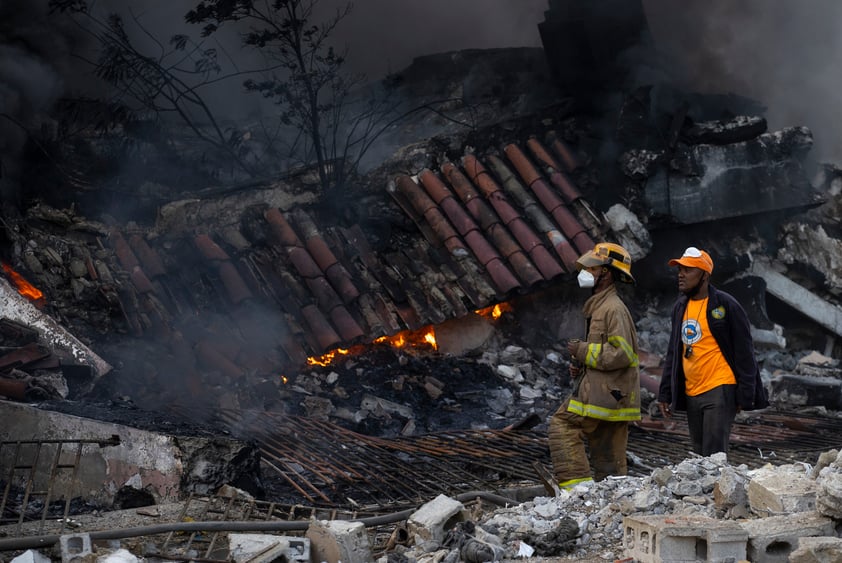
[682,319,702,346]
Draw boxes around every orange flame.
[307,347,352,367]
[307,326,438,367]
[475,302,511,320]
[1,262,44,302]
[374,326,437,351]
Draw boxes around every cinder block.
[406,494,467,544]
[740,511,835,563]
[306,519,372,563]
[623,514,747,563]
[748,466,817,515]
[59,533,92,563]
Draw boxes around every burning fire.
[307,347,353,367]
[475,302,512,320]
[306,326,438,367]
[1,262,44,302]
[305,304,511,367]
[374,327,437,350]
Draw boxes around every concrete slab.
[0,401,258,505]
[748,465,817,515]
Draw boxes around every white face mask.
[577,269,595,288]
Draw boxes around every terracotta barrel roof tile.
[128,235,167,278]
[301,304,342,350]
[329,306,365,342]
[110,231,139,271]
[218,261,253,305]
[194,234,230,261]
[264,208,300,247]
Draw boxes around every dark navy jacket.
[658,284,769,412]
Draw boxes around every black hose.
[0,490,518,552]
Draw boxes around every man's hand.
[657,401,672,418]
[568,364,581,378]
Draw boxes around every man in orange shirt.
[657,247,768,455]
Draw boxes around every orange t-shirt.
[680,297,737,396]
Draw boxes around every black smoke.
[644,0,842,162]
[0,0,83,202]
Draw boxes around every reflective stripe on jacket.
[568,285,641,422]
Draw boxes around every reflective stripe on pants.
[548,398,629,484]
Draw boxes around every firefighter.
[548,242,641,489]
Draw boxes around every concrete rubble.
[7,448,842,561]
[376,450,842,562]
[4,5,842,560]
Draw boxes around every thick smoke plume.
[644,0,842,163]
[2,0,841,183]
[0,0,80,198]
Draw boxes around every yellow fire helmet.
[575,242,635,284]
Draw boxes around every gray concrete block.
[748,465,817,515]
[306,519,372,563]
[59,533,92,563]
[406,494,467,544]
[623,514,747,563]
[740,511,835,563]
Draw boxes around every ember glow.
[307,347,352,367]
[475,302,512,320]
[306,326,438,366]
[1,262,44,302]
[374,326,437,350]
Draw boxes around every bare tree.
[49,0,260,176]
[186,0,378,192]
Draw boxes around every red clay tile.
[548,133,582,172]
[195,234,230,261]
[395,174,466,257]
[459,156,567,278]
[287,246,323,278]
[303,235,338,271]
[110,231,139,271]
[329,306,365,341]
[419,169,522,293]
[484,257,522,294]
[323,262,361,304]
[128,234,167,277]
[301,304,342,350]
[306,275,343,312]
[526,137,582,203]
[305,236,360,303]
[264,208,300,247]
[130,266,154,294]
[218,261,253,304]
[504,144,584,233]
[486,154,580,270]
[419,169,482,237]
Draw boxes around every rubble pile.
[376,449,842,562]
